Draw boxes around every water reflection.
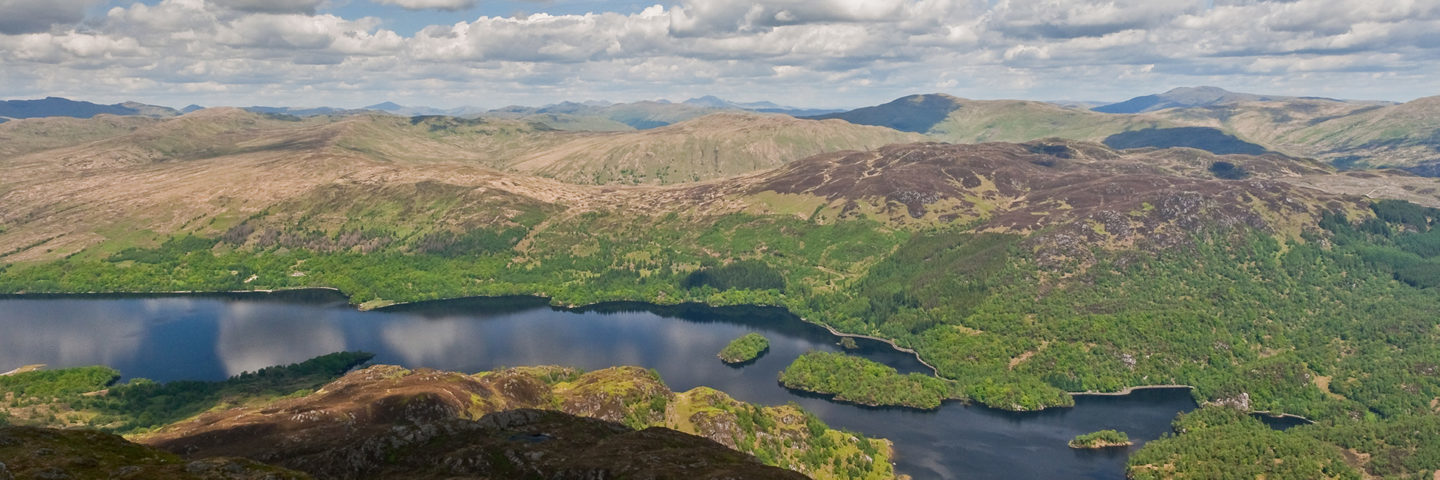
[215,302,348,376]
[0,299,147,372]
[0,293,1197,479]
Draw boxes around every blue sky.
[3,0,1438,109]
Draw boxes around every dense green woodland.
[1129,406,1360,479]
[779,352,956,409]
[718,332,771,364]
[1070,429,1131,448]
[2,197,1439,476]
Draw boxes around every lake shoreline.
[0,288,1313,423]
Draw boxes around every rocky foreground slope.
[0,363,892,480]
[139,365,888,479]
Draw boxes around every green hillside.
[2,119,1440,477]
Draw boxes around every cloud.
[0,0,1436,107]
[373,0,478,12]
[985,0,1204,39]
[211,0,326,14]
[0,0,102,34]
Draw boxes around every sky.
[0,0,1436,109]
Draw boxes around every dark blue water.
[0,292,1197,479]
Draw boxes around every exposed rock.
[138,366,814,480]
[0,426,307,480]
[1211,392,1252,411]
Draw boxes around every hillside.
[490,100,722,130]
[0,97,179,120]
[1274,95,1440,169]
[0,359,887,479]
[814,91,1440,169]
[0,114,162,157]
[505,113,924,184]
[1091,86,1358,114]
[808,93,1166,144]
[2,114,1440,477]
[0,426,310,479]
[0,109,917,190]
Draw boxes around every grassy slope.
[507,113,924,185]
[0,115,162,157]
[812,93,1167,143]
[927,99,1166,143]
[1279,96,1440,168]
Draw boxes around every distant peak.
[366,101,404,110]
[683,95,727,106]
[1164,86,1232,95]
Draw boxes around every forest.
[718,332,770,365]
[1069,429,1131,448]
[778,352,953,409]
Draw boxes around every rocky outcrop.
[0,425,308,480]
[135,365,826,479]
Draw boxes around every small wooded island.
[1069,429,1133,449]
[717,333,770,364]
[778,351,952,409]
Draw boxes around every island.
[1069,429,1133,449]
[778,351,952,409]
[717,332,770,365]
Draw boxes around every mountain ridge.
[0,97,179,120]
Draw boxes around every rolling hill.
[0,97,179,120]
[1272,95,1440,169]
[1090,86,1367,114]
[815,89,1440,170]
[807,93,1167,144]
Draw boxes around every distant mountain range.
[6,87,1437,171]
[0,94,836,132]
[806,87,1437,171]
[1091,86,1387,114]
[0,97,179,121]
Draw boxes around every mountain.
[489,100,721,130]
[0,108,918,195]
[1093,86,1307,114]
[682,95,842,116]
[1273,95,1440,169]
[808,93,1166,144]
[502,112,924,184]
[0,96,179,119]
[363,101,485,117]
[812,91,1440,169]
[242,105,370,117]
[0,114,163,157]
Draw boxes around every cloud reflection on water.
[0,300,147,372]
[214,301,347,376]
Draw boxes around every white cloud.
[0,0,1436,107]
[374,0,478,12]
[0,0,103,35]
[211,0,326,14]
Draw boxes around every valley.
[1,89,1439,479]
